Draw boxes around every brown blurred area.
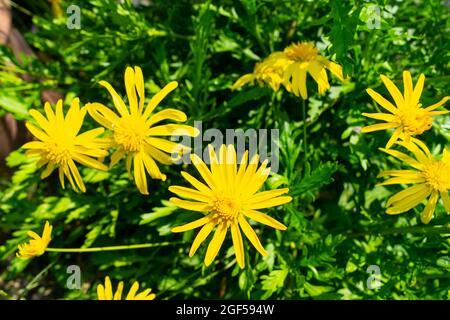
[0,0,62,173]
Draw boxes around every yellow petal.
[242,160,271,197]
[189,222,215,257]
[380,148,423,170]
[58,167,65,189]
[231,223,245,269]
[86,102,120,130]
[75,127,106,144]
[170,197,211,213]
[147,124,199,137]
[29,109,50,133]
[386,184,429,207]
[204,223,228,266]
[55,99,64,126]
[385,127,402,149]
[308,60,330,94]
[366,88,399,114]
[386,185,431,214]
[424,96,449,112]
[147,137,190,155]
[420,191,438,224]
[144,144,173,166]
[396,140,431,164]
[113,281,124,300]
[126,282,139,300]
[402,71,413,101]
[134,66,145,111]
[97,284,105,300]
[44,102,56,123]
[22,141,45,150]
[110,149,126,168]
[143,81,178,118]
[380,75,405,108]
[190,154,217,190]
[378,176,426,186]
[26,123,49,142]
[62,163,78,192]
[67,159,86,193]
[180,171,213,195]
[246,196,292,210]
[409,137,432,158]
[133,152,148,195]
[169,186,211,202]
[104,276,113,300]
[72,152,108,171]
[243,209,287,230]
[244,188,289,203]
[125,67,138,115]
[377,169,422,179]
[141,151,165,180]
[146,109,187,127]
[411,74,425,105]
[41,162,56,179]
[238,215,267,256]
[361,122,399,133]
[27,230,41,240]
[325,60,345,81]
[361,112,397,122]
[99,80,129,117]
[231,74,254,90]
[440,191,450,213]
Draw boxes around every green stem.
[46,242,175,253]
[0,289,12,300]
[347,226,450,238]
[302,98,308,164]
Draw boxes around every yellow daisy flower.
[97,276,156,300]
[378,139,450,224]
[282,42,345,99]
[232,42,345,99]
[170,144,292,269]
[362,71,449,148]
[231,52,291,91]
[87,66,199,195]
[22,98,109,193]
[17,221,52,259]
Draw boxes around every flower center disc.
[113,117,146,152]
[398,108,432,136]
[46,141,71,164]
[284,43,318,62]
[212,198,240,221]
[424,161,450,192]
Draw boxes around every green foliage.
[0,0,449,300]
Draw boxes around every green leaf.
[291,162,342,199]
[0,95,29,119]
[139,200,178,225]
[260,268,288,297]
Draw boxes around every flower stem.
[46,242,175,253]
[302,98,308,165]
[347,226,450,238]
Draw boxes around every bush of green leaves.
[0,0,449,299]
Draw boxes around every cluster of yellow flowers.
[232,42,347,99]
[23,66,198,195]
[16,63,295,299]
[362,71,449,224]
[13,41,449,300]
